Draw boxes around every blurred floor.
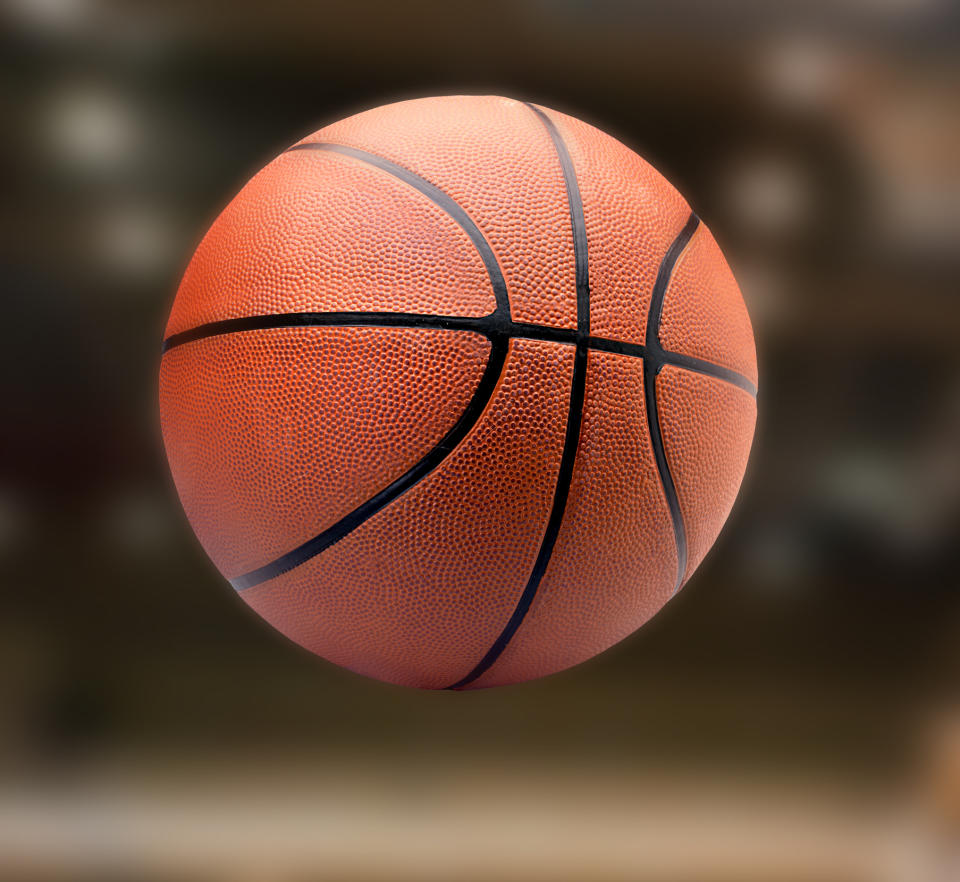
[0,759,916,882]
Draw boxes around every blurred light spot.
[722,154,814,239]
[877,170,960,258]
[729,256,792,335]
[818,452,941,556]
[9,0,177,60]
[102,490,173,557]
[821,455,904,518]
[93,202,181,280]
[763,39,841,110]
[7,0,90,37]
[841,73,960,259]
[742,524,816,591]
[43,84,141,177]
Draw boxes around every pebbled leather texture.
[159,95,758,689]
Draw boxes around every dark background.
[1,1,958,879]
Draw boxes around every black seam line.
[161,310,493,353]
[161,311,757,400]
[446,102,591,690]
[230,335,509,591]
[286,142,511,318]
[162,311,572,353]
[591,335,755,397]
[644,212,701,595]
[228,143,517,591]
[660,350,757,398]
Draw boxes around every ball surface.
[159,96,757,689]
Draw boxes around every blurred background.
[2,0,959,879]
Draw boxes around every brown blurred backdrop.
[1,1,959,879]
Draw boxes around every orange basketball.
[159,96,757,689]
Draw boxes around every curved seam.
[644,212,700,594]
[162,310,495,353]
[224,141,517,589]
[231,336,509,591]
[170,148,753,618]
[287,142,511,318]
[660,350,758,398]
[446,102,590,689]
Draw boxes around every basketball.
[159,95,757,689]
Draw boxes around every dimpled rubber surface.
[165,150,496,337]
[160,95,758,689]
[659,223,758,384]
[299,96,578,329]
[541,107,691,347]
[242,339,573,689]
[470,351,677,689]
[656,366,757,581]
[159,327,490,579]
